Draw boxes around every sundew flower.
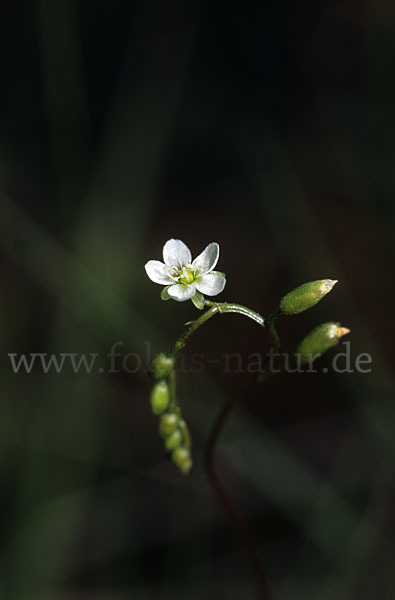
[145,239,226,306]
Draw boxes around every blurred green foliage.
[1,1,395,598]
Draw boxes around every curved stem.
[168,370,177,412]
[170,301,265,356]
[165,299,278,597]
[265,309,280,353]
[204,300,265,327]
[204,376,273,599]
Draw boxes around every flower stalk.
[145,240,346,476]
[170,301,265,356]
[144,240,348,599]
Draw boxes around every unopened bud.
[150,380,169,414]
[280,279,338,315]
[158,413,179,437]
[171,447,193,474]
[149,353,175,380]
[295,322,350,365]
[164,429,182,451]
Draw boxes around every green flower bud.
[150,380,169,414]
[158,413,179,437]
[149,353,175,380]
[279,279,338,315]
[164,428,182,451]
[171,447,193,474]
[295,322,350,365]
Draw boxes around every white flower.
[145,239,226,303]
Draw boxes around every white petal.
[167,283,196,301]
[195,272,226,296]
[145,260,172,285]
[163,239,191,267]
[192,242,219,274]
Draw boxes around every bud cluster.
[146,275,350,477]
[277,279,350,366]
[149,353,192,474]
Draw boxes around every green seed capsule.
[295,322,350,365]
[149,353,175,380]
[164,429,182,451]
[172,447,193,474]
[158,413,179,437]
[150,381,169,414]
[280,279,338,315]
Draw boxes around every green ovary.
[179,267,195,285]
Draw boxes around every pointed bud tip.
[337,326,350,338]
[321,279,338,294]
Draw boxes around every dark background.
[1,1,395,598]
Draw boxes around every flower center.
[179,267,195,285]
